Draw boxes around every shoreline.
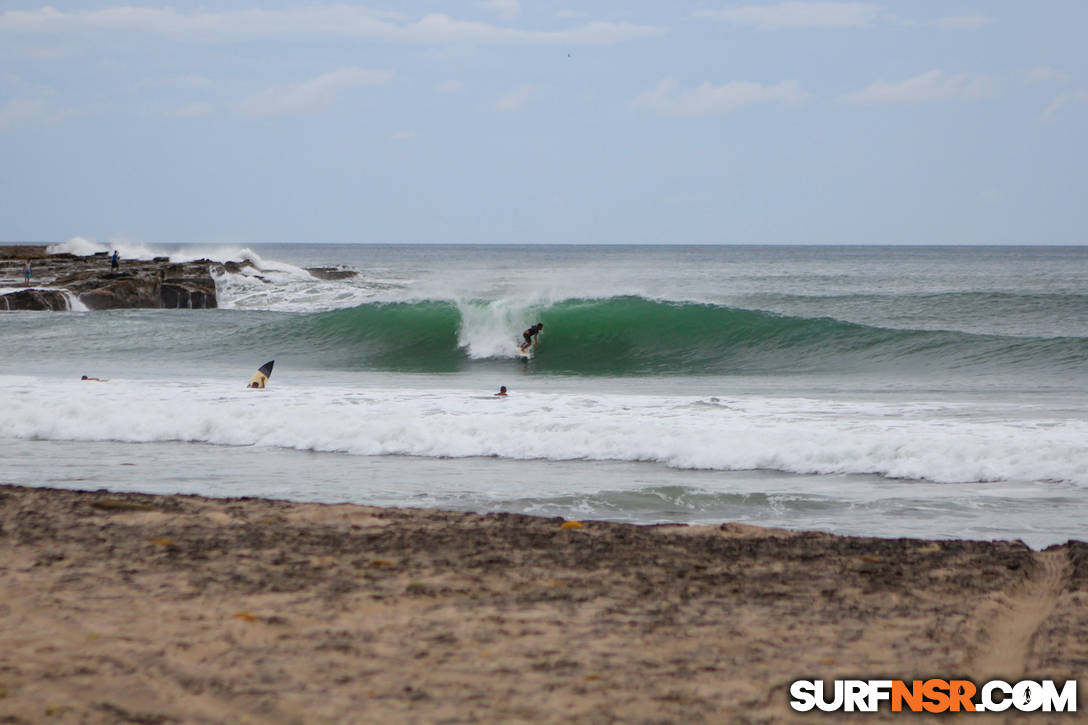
[1,484,1084,723]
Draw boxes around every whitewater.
[2,242,1086,547]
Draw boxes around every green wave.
[248,296,1088,376]
[255,301,466,372]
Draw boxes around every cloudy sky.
[1,1,1085,244]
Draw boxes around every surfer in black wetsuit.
[520,322,543,352]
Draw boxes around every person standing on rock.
[23,260,31,286]
[110,250,119,272]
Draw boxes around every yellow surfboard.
[247,360,274,389]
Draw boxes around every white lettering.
[982,681,1012,712]
[816,680,845,712]
[868,680,893,711]
[789,680,816,712]
[1041,680,1077,712]
[791,678,1077,713]
[1014,680,1043,712]
[844,680,869,712]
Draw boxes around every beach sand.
[0,484,1084,723]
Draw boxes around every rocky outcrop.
[1,246,217,311]
[1,245,355,311]
[54,263,218,310]
[0,288,72,311]
[307,266,358,281]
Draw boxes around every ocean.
[2,242,1086,548]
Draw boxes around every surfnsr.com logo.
[790,679,1077,713]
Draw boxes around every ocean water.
[2,241,1087,548]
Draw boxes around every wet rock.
[307,266,358,281]
[1,245,216,310]
[0,288,72,311]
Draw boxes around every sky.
[1,1,1086,244]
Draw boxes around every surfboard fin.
[247,360,274,389]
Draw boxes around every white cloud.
[494,85,530,112]
[2,72,31,92]
[166,101,213,118]
[843,70,994,105]
[137,74,213,91]
[1024,67,1070,85]
[0,6,396,36]
[169,74,213,90]
[0,97,45,129]
[0,96,70,130]
[237,67,393,118]
[478,0,519,22]
[438,79,464,94]
[0,74,73,130]
[406,16,664,46]
[696,2,880,29]
[1,40,79,61]
[1042,89,1088,121]
[634,78,807,117]
[936,15,995,30]
[0,7,663,46]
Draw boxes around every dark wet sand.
[0,484,1085,723]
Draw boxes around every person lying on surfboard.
[495,386,508,396]
[520,322,543,352]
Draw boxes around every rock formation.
[1,245,359,311]
[0,247,218,311]
[0,288,72,311]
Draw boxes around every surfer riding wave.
[520,322,543,353]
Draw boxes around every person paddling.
[494,385,508,397]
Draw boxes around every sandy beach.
[0,484,1084,723]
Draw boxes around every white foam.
[46,237,161,260]
[61,290,88,311]
[46,237,109,256]
[1,376,1085,487]
[455,298,544,359]
[46,238,281,266]
[211,267,379,312]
